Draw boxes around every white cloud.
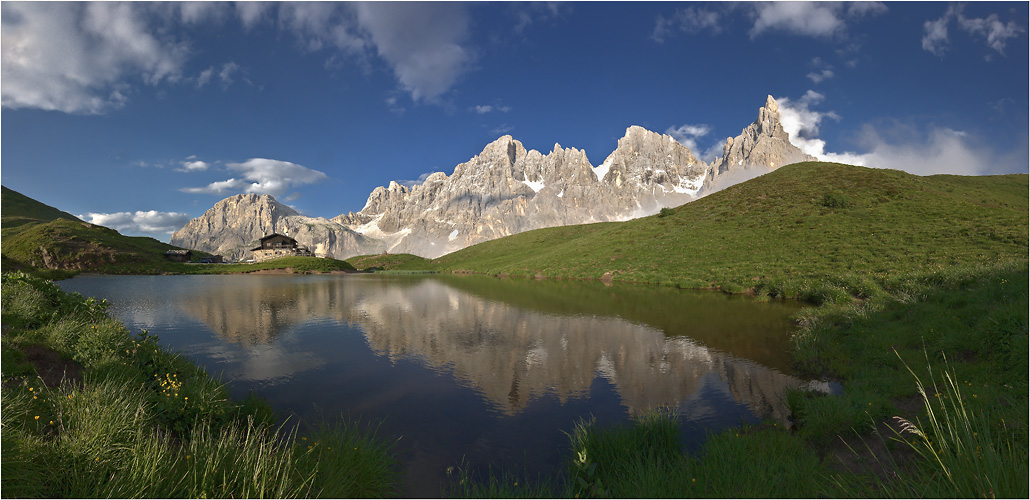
[385,95,406,115]
[1,2,188,113]
[491,123,514,136]
[748,1,886,39]
[776,91,857,163]
[653,2,886,44]
[397,172,438,188]
[472,104,511,114]
[175,2,229,25]
[806,69,834,84]
[278,2,368,53]
[652,6,722,42]
[177,159,210,172]
[80,210,192,235]
[182,158,328,198]
[219,62,240,88]
[512,2,568,34]
[353,2,473,103]
[196,67,214,88]
[922,5,1026,58]
[922,10,952,56]
[775,91,1020,176]
[665,123,712,154]
[235,2,272,30]
[956,10,1025,55]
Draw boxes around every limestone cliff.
[172,95,813,260]
[169,193,382,261]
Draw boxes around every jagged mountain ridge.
[171,95,814,260]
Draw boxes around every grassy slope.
[345,253,430,271]
[427,163,1028,298]
[1,186,356,275]
[0,186,83,226]
[362,165,1026,497]
[432,162,1028,497]
[1,185,196,274]
[192,256,356,274]
[1,272,398,497]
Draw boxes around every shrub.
[821,192,851,209]
[657,207,675,218]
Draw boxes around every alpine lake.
[58,273,831,496]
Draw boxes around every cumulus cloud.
[278,2,368,53]
[182,158,328,198]
[275,2,475,104]
[776,92,838,150]
[353,2,473,103]
[775,91,1021,176]
[747,1,886,39]
[176,158,210,172]
[80,210,192,236]
[1,2,188,113]
[922,4,1026,58]
[2,2,481,113]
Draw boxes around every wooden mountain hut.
[250,234,314,262]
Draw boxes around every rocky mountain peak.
[477,134,524,166]
[173,95,817,261]
[710,95,814,179]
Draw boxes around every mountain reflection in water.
[59,274,831,496]
[157,275,827,424]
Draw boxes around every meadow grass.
[345,252,432,271]
[879,353,1028,498]
[446,258,1027,498]
[424,163,1027,303]
[1,271,399,498]
[188,255,358,274]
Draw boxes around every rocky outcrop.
[704,95,816,191]
[169,193,382,261]
[331,126,711,257]
[172,95,813,260]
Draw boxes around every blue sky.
[2,1,1027,241]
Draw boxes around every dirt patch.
[823,419,918,484]
[244,268,296,275]
[19,344,83,389]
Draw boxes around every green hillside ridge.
[1,186,360,276]
[426,162,1028,302]
[1,186,199,275]
[0,186,83,227]
[345,253,431,271]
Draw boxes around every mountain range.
[171,95,814,260]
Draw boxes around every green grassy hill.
[345,253,430,271]
[1,186,195,274]
[427,162,1028,300]
[1,186,361,276]
[0,186,83,227]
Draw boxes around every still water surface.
[59,274,827,496]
